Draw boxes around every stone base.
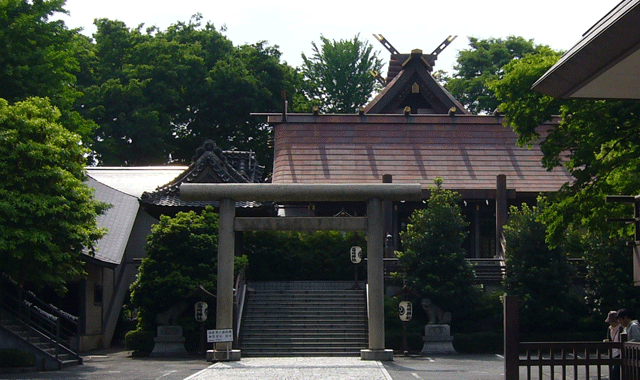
[360,349,394,361]
[206,349,241,362]
[421,324,457,355]
[150,326,187,357]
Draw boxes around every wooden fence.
[504,295,628,380]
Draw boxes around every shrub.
[125,329,155,353]
[0,349,35,368]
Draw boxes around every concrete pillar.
[210,197,240,361]
[496,174,507,257]
[361,198,393,361]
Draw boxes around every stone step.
[245,305,367,318]
[243,325,366,332]
[240,282,368,357]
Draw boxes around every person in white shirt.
[617,308,640,342]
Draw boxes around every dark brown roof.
[140,140,269,209]
[268,114,571,196]
[365,49,468,115]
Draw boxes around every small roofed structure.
[140,140,274,218]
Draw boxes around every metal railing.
[0,273,81,363]
[233,269,247,348]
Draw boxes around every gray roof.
[86,167,187,197]
[86,176,140,266]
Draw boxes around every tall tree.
[0,0,95,139]
[490,47,640,245]
[0,98,108,293]
[444,36,546,115]
[79,16,297,167]
[300,34,383,113]
[503,202,578,333]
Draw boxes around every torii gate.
[181,183,422,361]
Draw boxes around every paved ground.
[0,348,506,380]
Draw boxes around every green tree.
[129,207,248,333]
[580,234,640,318]
[0,97,108,293]
[503,202,579,333]
[490,48,640,246]
[0,0,95,139]
[300,34,383,113]
[79,16,297,167]
[396,178,479,324]
[444,36,548,115]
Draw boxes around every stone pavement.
[0,349,507,380]
[184,357,393,380]
[183,355,506,380]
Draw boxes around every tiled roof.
[140,140,267,209]
[86,176,140,266]
[270,114,572,194]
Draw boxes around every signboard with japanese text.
[207,329,233,343]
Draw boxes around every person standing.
[605,311,622,380]
[618,309,640,342]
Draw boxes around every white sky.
[58,0,622,74]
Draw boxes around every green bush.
[125,330,155,353]
[0,349,35,368]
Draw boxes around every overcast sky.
[58,0,622,74]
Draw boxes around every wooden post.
[634,200,640,286]
[382,174,394,257]
[496,174,507,257]
[504,295,519,380]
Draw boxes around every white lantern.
[195,301,208,322]
[350,246,362,264]
[399,301,412,321]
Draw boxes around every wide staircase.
[240,281,368,357]
[0,273,82,370]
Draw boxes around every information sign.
[207,329,233,343]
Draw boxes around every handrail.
[0,273,81,363]
[233,269,247,347]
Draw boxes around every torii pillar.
[181,183,422,361]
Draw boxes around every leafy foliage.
[444,36,549,114]
[0,0,95,139]
[244,231,366,281]
[503,202,581,332]
[580,234,640,318]
[491,48,640,246]
[396,179,480,323]
[129,207,247,332]
[300,34,383,113]
[0,97,108,293]
[79,15,298,168]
